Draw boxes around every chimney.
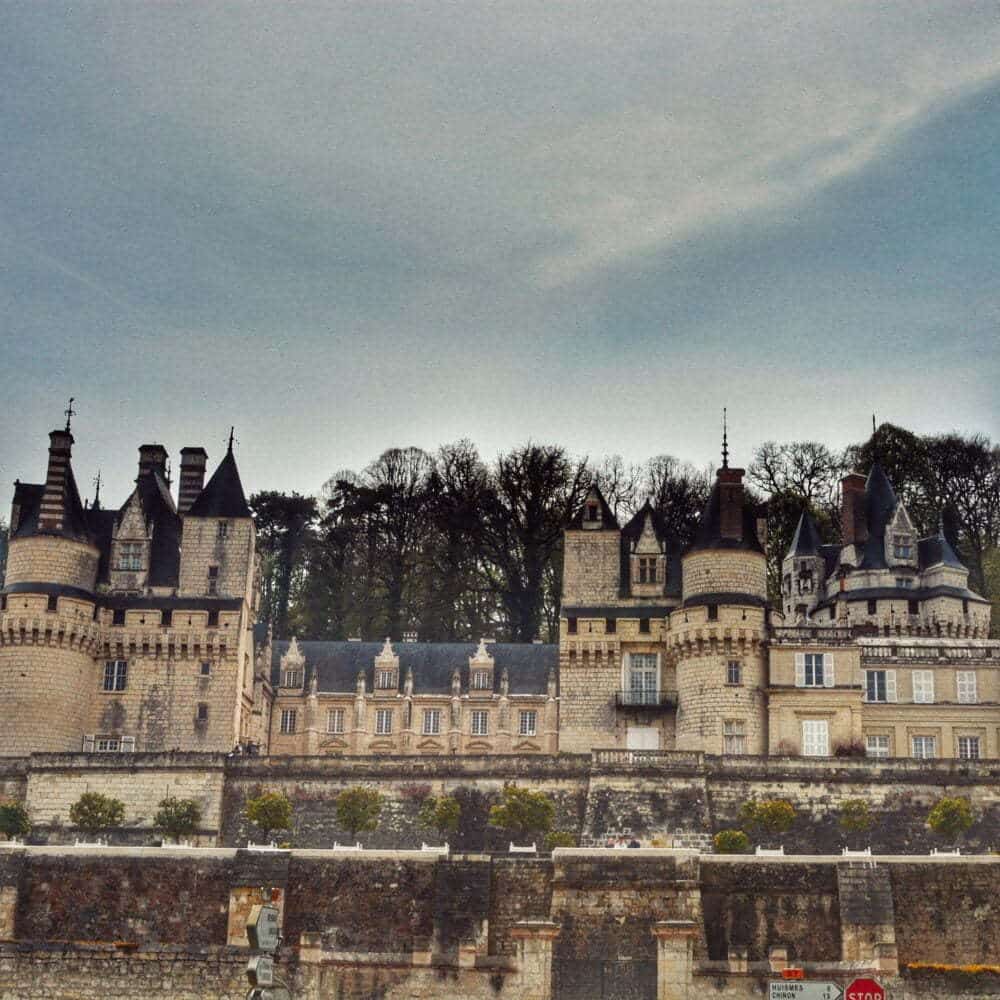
[840,473,867,545]
[717,467,745,542]
[37,429,74,534]
[138,444,168,480]
[178,447,208,514]
[754,502,768,551]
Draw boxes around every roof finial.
[227,426,236,454]
[92,470,102,509]
[871,413,879,462]
[64,397,76,433]
[721,407,729,470]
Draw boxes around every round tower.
[669,454,769,755]
[0,426,101,754]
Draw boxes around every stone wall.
[3,535,99,590]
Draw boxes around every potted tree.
[927,796,973,854]
[418,794,460,849]
[739,799,796,853]
[244,791,293,847]
[334,786,383,846]
[154,796,202,846]
[69,792,125,843]
[488,785,555,852]
[838,798,874,852]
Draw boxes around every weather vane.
[227,426,238,453]
[722,407,729,469]
[64,397,76,433]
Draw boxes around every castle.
[2,420,996,761]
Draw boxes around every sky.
[1,1,998,508]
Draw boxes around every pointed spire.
[92,471,102,510]
[721,407,729,470]
[786,507,822,558]
[186,447,251,518]
[64,397,76,434]
[227,426,236,453]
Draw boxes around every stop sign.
[846,979,885,1000]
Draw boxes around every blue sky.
[1,2,998,506]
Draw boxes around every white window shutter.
[886,670,897,703]
[927,672,935,703]
[82,735,95,752]
[795,653,805,687]
[121,736,136,753]
[824,654,835,687]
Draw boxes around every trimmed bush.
[334,786,382,841]
[245,791,293,843]
[713,829,750,854]
[418,795,461,840]
[739,799,796,837]
[69,792,125,837]
[0,802,30,840]
[927,796,973,842]
[488,785,555,842]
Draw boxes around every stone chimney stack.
[37,429,74,534]
[840,473,867,545]
[178,447,208,514]
[138,444,168,480]
[718,467,745,542]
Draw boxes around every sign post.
[768,984,843,1000]
[246,903,291,1000]
[846,979,885,1000]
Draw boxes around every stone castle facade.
[2,422,996,761]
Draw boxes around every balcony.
[615,690,677,711]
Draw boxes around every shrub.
[713,830,750,854]
[418,795,461,840]
[739,799,795,837]
[154,797,202,842]
[69,792,125,837]
[335,786,383,841]
[833,739,867,758]
[0,802,30,840]
[545,830,577,851]
[927,796,973,841]
[245,791,293,842]
[838,798,873,836]
[488,785,555,842]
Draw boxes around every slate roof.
[619,502,683,597]
[918,527,965,571]
[786,509,822,559]
[857,462,898,570]
[186,449,252,519]
[124,471,182,588]
[270,640,557,696]
[687,479,765,554]
[567,483,619,530]
[9,464,90,544]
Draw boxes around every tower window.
[200,661,212,676]
[707,605,718,621]
[279,709,297,734]
[116,542,144,571]
[605,618,616,634]
[723,720,746,755]
[638,618,650,634]
[726,661,742,686]
[892,534,912,559]
[907,600,919,615]
[867,600,877,615]
[161,609,172,627]
[47,595,58,613]
[207,566,219,596]
[587,503,598,522]
[112,608,126,626]
[217,521,229,540]
[103,660,128,692]
[567,617,577,635]
[196,703,209,723]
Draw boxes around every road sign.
[846,979,885,1000]
[246,954,274,987]
[247,904,281,952]
[769,984,843,1000]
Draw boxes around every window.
[207,566,219,595]
[84,735,136,753]
[471,710,489,736]
[46,595,58,612]
[907,600,919,615]
[567,617,577,635]
[866,734,891,758]
[957,671,977,704]
[867,600,877,615]
[519,710,537,737]
[161,609,172,627]
[796,653,829,687]
[726,661,742,686]
[587,503,598,522]
[639,618,650,634]
[217,521,229,540]
[865,669,897,703]
[279,709,297,734]
[638,557,657,584]
[707,604,718,621]
[422,709,441,735]
[207,610,219,627]
[376,669,396,690]
[116,542,143,571]
[327,708,345,734]
[281,669,302,688]
[723,720,746,755]
[471,670,491,690]
[605,617,616,634]
[912,670,935,704]
[911,735,936,759]
[895,577,913,588]
[957,736,980,760]
[893,534,912,559]
[200,661,212,676]
[112,608,126,626]
[626,653,658,705]
[802,719,829,757]
[103,660,128,692]
[196,703,209,723]
[375,709,393,735]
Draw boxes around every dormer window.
[893,534,912,560]
[376,668,397,690]
[471,670,491,690]
[116,542,143,571]
[587,503,599,522]
[281,668,302,688]
[638,557,657,584]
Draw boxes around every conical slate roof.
[918,520,966,571]
[786,508,822,559]
[857,461,898,570]
[186,449,252,518]
[687,479,764,554]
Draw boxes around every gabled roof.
[269,640,556,695]
[186,449,252,519]
[687,480,765,554]
[786,508,822,559]
[567,483,619,530]
[857,462,898,570]
[619,501,683,597]
[126,471,181,587]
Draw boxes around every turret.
[782,508,825,620]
